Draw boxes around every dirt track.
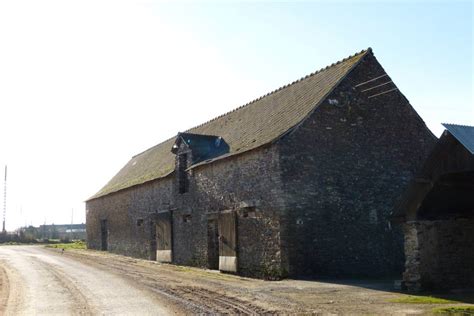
[0,246,173,315]
[0,245,473,315]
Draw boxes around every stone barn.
[86,48,436,279]
[392,124,474,291]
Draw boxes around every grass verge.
[432,306,474,315]
[45,241,86,250]
[390,295,458,304]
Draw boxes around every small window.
[136,219,144,227]
[182,214,192,223]
[242,207,257,218]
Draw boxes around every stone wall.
[278,52,436,277]
[403,219,474,291]
[87,145,289,278]
[174,145,288,278]
[86,176,173,259]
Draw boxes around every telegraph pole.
[3,165,7,233]
[71,208,74,239]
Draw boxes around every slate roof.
[88,48,371,200]
[442,123,474,155]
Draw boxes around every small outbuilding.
[392,124,474,291]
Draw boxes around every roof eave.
[85,170,175,202]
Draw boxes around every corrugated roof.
[88,48,371,200]
[442,123,474,155]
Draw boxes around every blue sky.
[151,1,472,135]
[0,0,472,229]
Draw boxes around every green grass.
[0,241,29,245]
[390,295,458,304]
[433,306,474,315]
[45,241,86,250]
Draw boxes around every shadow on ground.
[293,276,474,304]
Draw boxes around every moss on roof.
[88,48,370,200]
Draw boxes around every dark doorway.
[156,211,172,263]
[207,219,219,269]
[218,211,237,272]
[149,220,157,261]
[100,219,108,251]
[417,171,474,220]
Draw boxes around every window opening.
[182,214,192,223]
[178,153,189,193]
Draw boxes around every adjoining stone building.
[86,48,436,279]
[392,124,474,291]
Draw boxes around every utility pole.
[43,218,46,239]
[3,165,7,233]
[71,208,74,240]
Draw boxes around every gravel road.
[0,246,175,315]
[0,245,472,315]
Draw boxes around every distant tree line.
[0,224,86,244]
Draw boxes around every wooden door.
[156,211,172,263]
[218,211,237,272]
[207,219,219,269]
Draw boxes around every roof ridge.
[133,48,371,160]
[442,123,474,128]
[186,48,371,132]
